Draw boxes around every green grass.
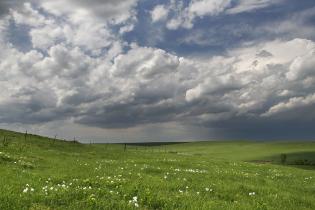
[0,129,315,210]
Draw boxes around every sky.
[0,0,315,142]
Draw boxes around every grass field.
[0,129,315,210]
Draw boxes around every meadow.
[0,129,315,210]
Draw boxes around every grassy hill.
[0,129,315,210]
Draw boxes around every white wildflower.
[249,192,256,196]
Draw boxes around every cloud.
[287,48,315,81]
[29,24,64,50]
[188,0,231,17]
[39,0,138,24]
[150,0,282,30]
[1,1,315,140]
[151,5,169,22]
[256,50,273,58]
[0,0,26,16]
[2,10,315,130]
[226,0,282,14]
[10,2,48,27]
[10,2,123,55]
[261,7,315,41]
[185,75,243,102]
[262,93,315,117]
[165,0,232,30]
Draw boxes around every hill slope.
[1,129,315,210]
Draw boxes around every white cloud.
[30,24,64,49]
[185,75,242,102]
[0,16,10,44]
[1,1,315,134]
[110,46,180,79]
[165,0,232,30]
[10,2,120,55]
[10,2,49,27]
[189,0,231,17]
[287,49,315,81]
[119,24,135,34]
[2,8,315,128]
[263,93,315,117]
[151,5,169,22]
[63,21,113,54]
[226,0,281,14]
[39,0,138,24]
[153,0,282,30]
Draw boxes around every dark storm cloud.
[0,101,76,124]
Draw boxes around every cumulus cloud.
[185,75,242,102]
[0,0,27,17]
[10,2,48,27]
[1,0,315,140]
[287,48,315,81]
[226,0,282,14]
[164,0,232,30]
[151,5,169,22]
[188,0,231,17]
[3,15,315,126]
[151,0,281,30]
[262,93,315,117]
[39,0,138,24]
[3,18,315,130]
[9,2,127,56]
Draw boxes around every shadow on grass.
[251,151,315,170]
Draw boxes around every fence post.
[24,130,27,142]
